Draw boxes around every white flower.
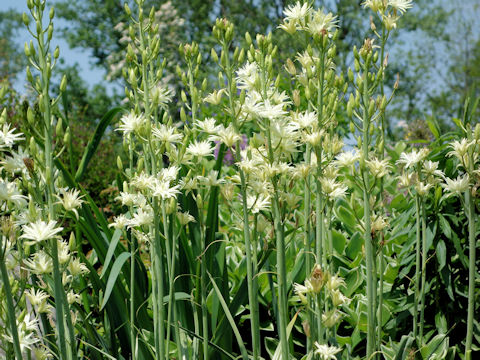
[186,140,214,157]
[0,123,24,149]
[67,290,82,305]
[0,180,27,207]
[415,181,433,196]
[20,220,63,245]
[131,173,156,191]
[292,110,317,129]
[326,274,346,291]
[128,208,154,228]
[26,288,50,306]
[0,147,28,174]
[307,9,338,37]
[209,125,241,148]
[150,179,181,200]
[396,148,429,169]
[246,193,271,214]
[177,211,195,225]
[68,257,89,276]
[283,1,311,23]
[388,0,413,14]
[257,100,287,119]
[447,138,473,162]
[362,0,384,12]
[56,188,83,219]
[151,85,173,109]
[314,342,342,360]
[366,158,391,178]
[158,166,180,183]
[194,118,221,134]
[442,174,470,197]
[152,124,183,143]
[117,113,146,135]
[320,178,348,201]
[109,214,129,229]
[334,150,360,168]
[236,62,260,91]
[24,251,53,274]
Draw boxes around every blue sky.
[2,0,108,93]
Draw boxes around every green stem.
[465,189,476,360]
[413,195,421,340]
[304,145,314,351]
[33,4,73,357]
[419,199,427,343]
[0,239,23,360]
[362,60,376,359]
[130,233,136,359]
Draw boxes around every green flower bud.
[55,117,63,137]
[54,46,60,59]
[117,156,123,172]
[124,3,131,16]
[211,48,218,63]
[49,7,55,20]
[60,75,67,92]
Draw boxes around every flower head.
[186,140,215,158]
[117,112,146,135]
[442,174,470,198]
[314,342,342,360]
[20,220,63,245]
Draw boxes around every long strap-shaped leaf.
[100,251,131,311]
[75,107,123,182]
[207,271,249,360]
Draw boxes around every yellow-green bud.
[211,48,218,63]
[49,7,55,20]
[245,32,252,46]
[63,128,71,144]
[238,48,245,63]
[124,3,131,16]
[60,75,67,92]
[22,12,30,26]
[348,68,354,83]
[117,156,123,172]
[54,46,60,59]
[137,157,144,173]
[180,107,187,123]
[29,137,37,156]
[181,90,188,103]
[68,232,76,251]
[55,117,63,137]
[47,25,53,41]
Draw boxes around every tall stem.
[465,189,476,360]
[362,61,376,359]
[413,195,421,340]
[419,200,427,343]
[0,238,23,360]
[33,4,73,357]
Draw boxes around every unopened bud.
[60,75,67,92]
[117,156,123,171]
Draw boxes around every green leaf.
[75,107,123,182]
[436,239,447,270]
[336,206,357,231]
[162,292,192,304]
[100,252,130,311]
[346,232,363,260]
[100,229,122,279]
[207,271,248,360]
[420,334,448,359]
[426,116,440,139]
[332,229,346,254]
[272,311,299,360]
